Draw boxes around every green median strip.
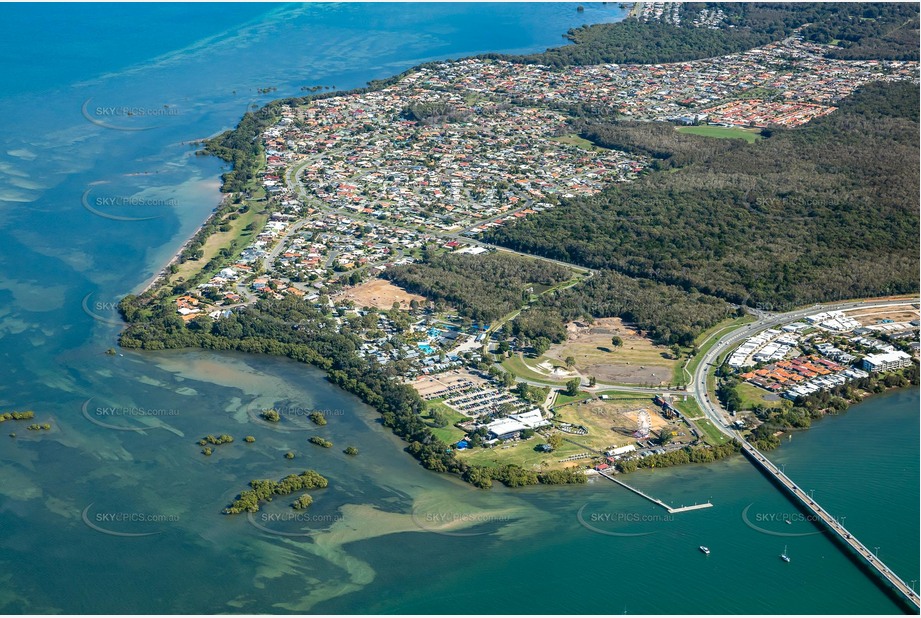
[694,418,729,445]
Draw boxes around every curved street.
[689,298,920,437]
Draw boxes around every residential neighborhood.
[729,308,919,401]
[156,29,918,471]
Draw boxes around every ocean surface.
[0,3,917,614]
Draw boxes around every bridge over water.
[741,441,920,611]
[687,299,921,611]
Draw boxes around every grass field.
[676,125,763,143]
[551,134,607,151]
[672,397,705,420]
[553,390,593,408]
[457,436,589,471]
[736,382,783,411]
[423,400,467,445]
[501,353,567,385]
[593,390,654,403]
[169,204,267,285]
[695,418,729,445]
[544,317,677,386]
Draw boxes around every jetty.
[597,469,713,514]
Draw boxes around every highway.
[689,298,920,437]
[689,297,920,610]
[742,441,921,610]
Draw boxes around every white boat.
[781,545,791,562]
[699,545,710,555]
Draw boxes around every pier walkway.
[597,469,713,514]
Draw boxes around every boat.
[699,545,710,555]
[780,545,791,562]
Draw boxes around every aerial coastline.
[120,4,920,494]
[1,4,918,615]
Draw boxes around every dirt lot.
[544,317,677,386]
[844,307,920,326]
[335,278,426,310]
[408,368,489,400]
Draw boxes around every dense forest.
[484,82,920,311]
[517,270,733,346]
[204,108,275,193]
[224,470,329,514]
[616,440,742,473]
[168,4,919,490]
[383,252,574,324]
[496,3,919,67]
[801,3,920,61]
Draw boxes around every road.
[690,297,920,610]
[689,298,920,437]
[743,441,921,610]
[285,155,597,277]
[261,219,311,272]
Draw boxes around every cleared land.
[844,307,920,326]
[336,278,426,311]
[501,353,567,385]
[543,318,677,385]
[736,382,783,410]
[408,369,488,400]
[553,398,674,452]
[675,125,763,143]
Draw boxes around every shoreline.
[758,373,920,447]
[627,2,643,19]
[135,193,231,297]
[128,8,632,302]
[119,11,920,488]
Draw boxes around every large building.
[861,350,913,373]
[484,409,550,440]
